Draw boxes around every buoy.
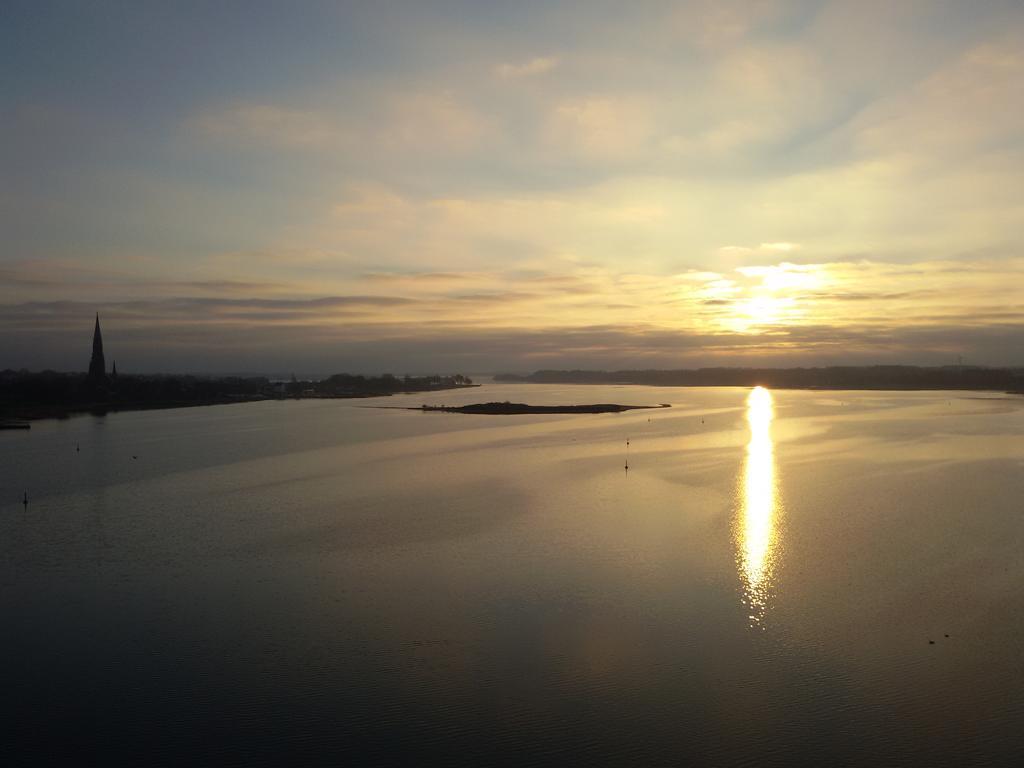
[22,491,28,507]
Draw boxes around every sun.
[704,263,825,333]
[726,295,798,332]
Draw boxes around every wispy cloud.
[4,1,1024,370]
[188,87,494,158]
[187,103,340,148]
[496,56,560,79]
[3,255,1021,371]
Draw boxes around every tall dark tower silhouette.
[88,313,106,381]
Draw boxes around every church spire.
[88,313,106,381]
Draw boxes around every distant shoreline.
[495,366,1024,394]
[0,383,480,424]
[5,370,1023,426]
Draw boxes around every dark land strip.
[372,402,672,415]
[495,365,1024,393]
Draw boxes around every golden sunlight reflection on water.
[737,386,781,629]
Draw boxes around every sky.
[2,0,1023,374]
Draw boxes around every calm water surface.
[2,384,1023,765]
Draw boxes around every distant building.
[88,313,107,382]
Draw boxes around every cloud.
[188,88,494,157]
[377,89,494,152]
[5,300,1020,375]
[3,254,1022,372]
[719,243,802,258]
[851,33,1024,165]
[0,260,302,303]
[667,0,789,52]
[7,1,1024,373]
[188,103,340,148]
[496,56,560,79]
[318,180,693,271]
[545,96,657,161]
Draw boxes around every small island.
[414,401,671,415]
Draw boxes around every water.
[2,384,1023,765]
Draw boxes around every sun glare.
[698,262,826,334]
[728,295,797,331]
[737,386,781,628]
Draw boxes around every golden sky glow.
[2,2,1023,372]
